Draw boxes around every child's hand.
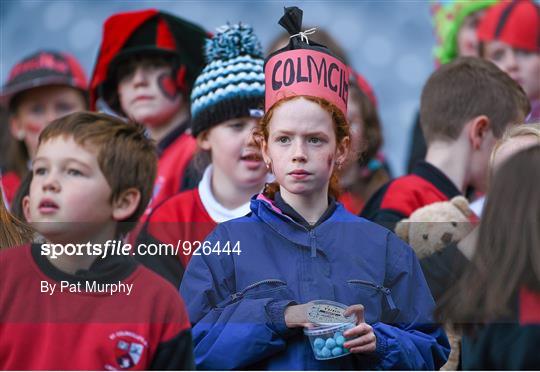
[342,304,377,354]
[284,303,313,328]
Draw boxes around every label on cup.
[307,303,351,325]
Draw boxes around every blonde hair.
[490,123,540,169]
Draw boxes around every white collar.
[198,165,253,223]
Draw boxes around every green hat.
[431,0,497,65]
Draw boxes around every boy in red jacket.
[361,57,529,231]
[90,9,208,212]
[0,112,194,370]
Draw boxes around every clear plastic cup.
[303,300,357,360]
[304,322,355,360]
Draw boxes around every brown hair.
[420,57,530,143]
[348,81,383,164]
[254,96,350,199]
[0,186,34,249]
[38,111,158,236]
[437,146,540,327]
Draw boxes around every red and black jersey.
[0,244,194,370]
[136,188,217,288]
[0,170,21,207]
[128,125,196,253]
[361,161,462,231]
[146,122,197,216]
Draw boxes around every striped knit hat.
[190,23,265,137]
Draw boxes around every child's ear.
[468,115,490,150]
[261,139,271,165]
[112,188,141,221]
[196,130,211,151]
[22,196,32,222]
[336,136,350,167]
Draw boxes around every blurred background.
[0,0,438,176]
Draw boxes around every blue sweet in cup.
[304,321,355,360]
[303,300,357,360]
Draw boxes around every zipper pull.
[309,230,316,258]
[378,285,398,315]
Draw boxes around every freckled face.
[263,98,345,196]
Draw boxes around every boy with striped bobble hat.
[135,23,268,287]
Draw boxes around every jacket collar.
[412,160,462,199]
[273,192,336,230]
[250,193,348,250]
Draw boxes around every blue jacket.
[180,195,450,370]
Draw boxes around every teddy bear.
[395,196,476,259]
[395,195,477,371]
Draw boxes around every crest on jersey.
[105,330,148,370]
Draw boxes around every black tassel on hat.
[279,6,303,46]
[268,6,344,62]
[263,6,350,116]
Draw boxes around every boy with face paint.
[90,9,208,213]
[477,0,540,122]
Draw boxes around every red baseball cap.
[1,50,88,109]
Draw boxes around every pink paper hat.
[264,7,349,117]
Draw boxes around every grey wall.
[1,0,438,176]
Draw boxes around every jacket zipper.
[231,279,287,300]
[260,200,319,257]
[309,230,317,258]
[347,279,397,313]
